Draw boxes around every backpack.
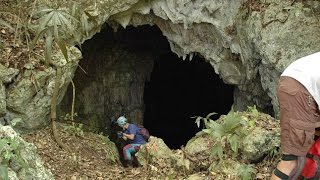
[300,138,320,179]
[136,124,150,142]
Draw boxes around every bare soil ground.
[22,122,278,180]
[22,123,207,180]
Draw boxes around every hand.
[117,131,123,138]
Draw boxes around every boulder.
[0,125,53,180]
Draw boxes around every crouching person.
[116,116,146,167]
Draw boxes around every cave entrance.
[143,53,234,149]
[60,24,234,149]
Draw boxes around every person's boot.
[125,160,133,168]
[132,156,141,167]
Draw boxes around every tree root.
[51,67,71,153]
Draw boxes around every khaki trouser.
[277,76,320,156]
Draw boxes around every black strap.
[307,153,320,161]
[274,168,289,180]
[282,154,298,161]
[298,175,313,180]
[291,156,307,180]
[307,153,314,159]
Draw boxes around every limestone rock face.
[136,136,173,166]
[235,0,320,114]
[242,127,280,162]
[59,43,154,131]
[182,110,279,177]
[102,0,320,116]
[2,0,320,132]
[3,47,81,132]
[0,125,53,180]
[153,0,320,114]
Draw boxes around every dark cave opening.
[143,53,234,149]
[64,24,235,150]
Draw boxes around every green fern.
[193,106,261,161]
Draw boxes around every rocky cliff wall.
[2,0,320,131]
[109,0,320,115]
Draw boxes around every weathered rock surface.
[0,125,53,180]
[59,0,320,129]
[1,0,320,133]
[136,110,280,178]
[59,42,154,131]
[3,47,81,132]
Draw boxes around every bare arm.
[123,133,135,140]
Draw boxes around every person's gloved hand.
[117,131,123,138]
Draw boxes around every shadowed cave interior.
[144,53,234,149]
[69,24,234,149]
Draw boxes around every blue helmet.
[117,116,127,127]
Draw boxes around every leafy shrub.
[192,106,261,179]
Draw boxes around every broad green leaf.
[228,134,240,153]
[56,37,69,61]
[206,119,218,129]
[57,12,73,31]
[202,128,212,134]
[205,121,224,137]
[39,11,55,29]
[81,13,89,36]
[59,10,78,22]
[51,11,62,27]
[195,130,205,136]
[211,144,223,159]
[44,31,53,66]
[224,114,241,133]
